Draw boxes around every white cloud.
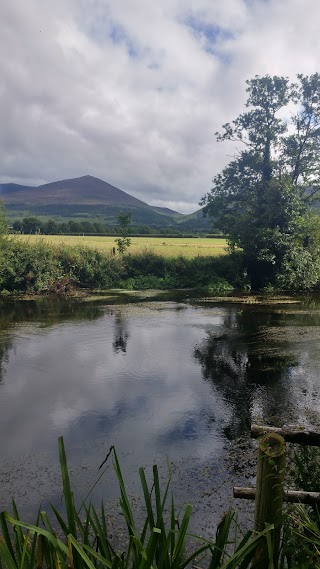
[1,0,320,212]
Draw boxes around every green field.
[14,235,228,258]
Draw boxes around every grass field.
[14,235,228,258]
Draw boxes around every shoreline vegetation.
[2,436,320,568]
[1,232,320,296]
[0,437,289,569]
[0,235,246,296]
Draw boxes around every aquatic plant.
[0,437,272,569]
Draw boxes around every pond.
[0,291,320,535]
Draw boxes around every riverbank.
[0,237,246,295]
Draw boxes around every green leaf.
[58,436,77,539]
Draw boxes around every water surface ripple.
[0,293,319,532]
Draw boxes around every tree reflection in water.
[112,310,130,353]
[0,299,104,383]
[0,333,13,384]
[194,305,298,439]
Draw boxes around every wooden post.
[253,433,286,569]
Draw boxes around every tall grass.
[0,238,246,294]
[14,235,228,260]
[0,437,273,569]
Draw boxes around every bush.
[57,246,125,288]
[275,247,320,291]
[0,239,61,292]
[0,241,125,294]
[0,241,251,295]
[122,253,235,291]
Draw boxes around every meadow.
[1,234,242,294]
[14,234,228,258]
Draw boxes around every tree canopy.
[0,201,8,238]
[202,74,320,289]
[115,211,132,253]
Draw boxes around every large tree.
[202,74,320,289]
[0,201,8,238]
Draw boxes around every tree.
[202,74,320,289]
[68,220,82,234]
[115,211,132,254]
[43,219,57,235]
[21,217,43,234]
[0,201,8,237]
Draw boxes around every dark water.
[1,291,320,532]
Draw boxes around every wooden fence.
[233,424,320,568]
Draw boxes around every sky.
[1,1,320,214]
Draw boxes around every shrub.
[0,239,61,292]
[57,246,125,289]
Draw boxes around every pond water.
[0,291,320,534]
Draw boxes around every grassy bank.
[14,235,228,259]
[0,237,245,294]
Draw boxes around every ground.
[13,235,227,258]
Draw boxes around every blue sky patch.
[110,22,138,58]
[184,16,233,62]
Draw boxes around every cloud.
[1,0,320,212]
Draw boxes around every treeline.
[11,217,208,236]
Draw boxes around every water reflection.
[0,298,104,326]
[0,334,13,384]
[112,310,130,353]
[194,305,299,438]
[0,299,105,383]
[0,294,320,516]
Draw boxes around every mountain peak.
[78,175,100,181]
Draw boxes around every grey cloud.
[1,0,320,212]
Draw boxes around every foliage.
[0,240,126,293]
[279,445,320,567]
[287,506,320,568]
[122,252,235,291]
[115,212,132,254]
[11,216,216,236]
[0,238,236,295]
[115,236,131,254]
[57,246,125,289]
[0,437,272,569]
[0,201,8,237]
[202,74,320,290]
[0,240,61,293]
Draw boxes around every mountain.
[150,206,180,217]
[0,175,209,229]
[0,183,35,194]
[1,176,152,207]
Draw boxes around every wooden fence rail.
[234,487,320,505]
[233,424,320,568]
[251,424,320,446]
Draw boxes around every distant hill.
[175,208,213,231]
[0,175,211,230]
[0,183,34,194]
[150,206,180,217]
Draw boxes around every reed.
[0,437,271,569]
